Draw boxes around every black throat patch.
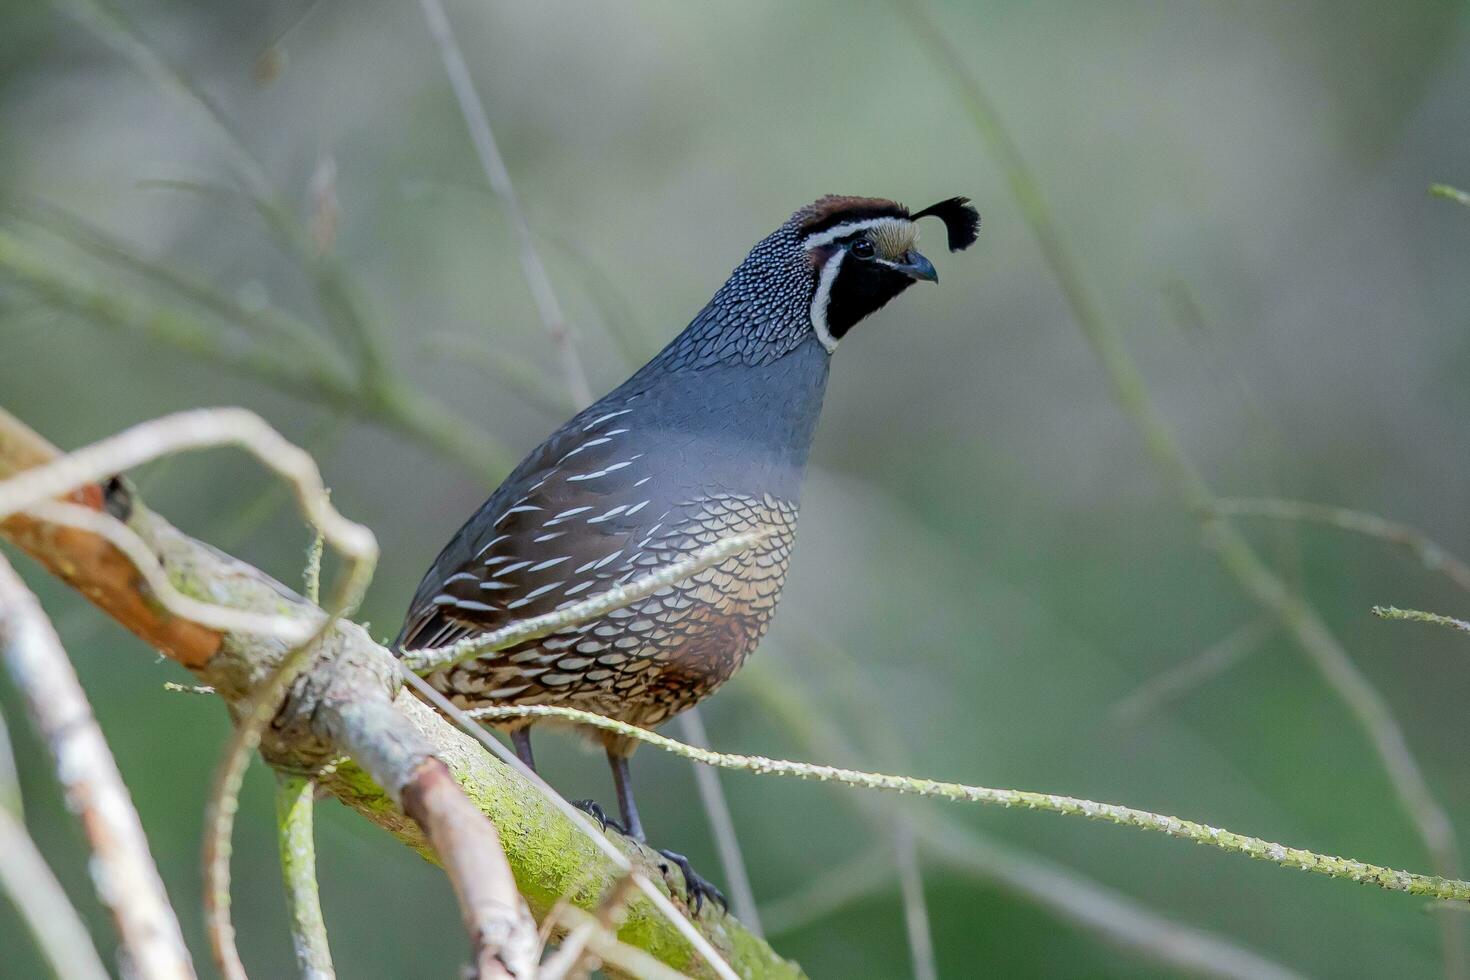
[824,258,915,341]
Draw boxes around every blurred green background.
[3,0,1470,976]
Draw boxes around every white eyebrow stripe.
[809,248,846,354]
[801,216,910,250]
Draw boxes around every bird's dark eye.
[849,239,875,258]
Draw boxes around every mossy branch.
[274,773,336,980]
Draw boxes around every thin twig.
[539,873,640,979]
[1110,620,1273,725]
[0,703,19,817]
[48,0,271,197]
[1212,498,1470,594]
[418,0,594,407]
[2,198,342,365]
[0,408,378,640]
[746,658,1302,980]
[25,499,319,642]
[0,552,195,979]
[918,818,1306,980]
[0,806,112,980]
[0,228,513,480]
[894,2,1465,972]
[677,709,763,935]
[402,529,770,674]
[467,702,1470,903]
[893,817,937,980]
[422,333,580,417]
[51,0,396,381]
[275,773,336,980]
[1373,605,1470,634]
[398,668,741,980]
[544,904,693,980]
[1431,184,1470,208]
[758,850,892,937]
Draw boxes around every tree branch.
[0,552,195,979]
[0,407,801,979]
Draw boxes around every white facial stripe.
[809,248,846,354]
[801,216,910,250]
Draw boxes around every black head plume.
[910,197,980,252]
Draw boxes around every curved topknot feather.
[911,197,980,252]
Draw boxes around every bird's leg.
[607,750,726,914]
[608,750,645,842]
[510,727,536,771]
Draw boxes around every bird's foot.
[656,849,727,916]
[569,799,626,835]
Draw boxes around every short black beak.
[893,250,938,283]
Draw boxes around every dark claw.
[569,799,626,835]
[656,849,727,916]
[569,798,607,831]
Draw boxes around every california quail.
[396,194,979,910]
